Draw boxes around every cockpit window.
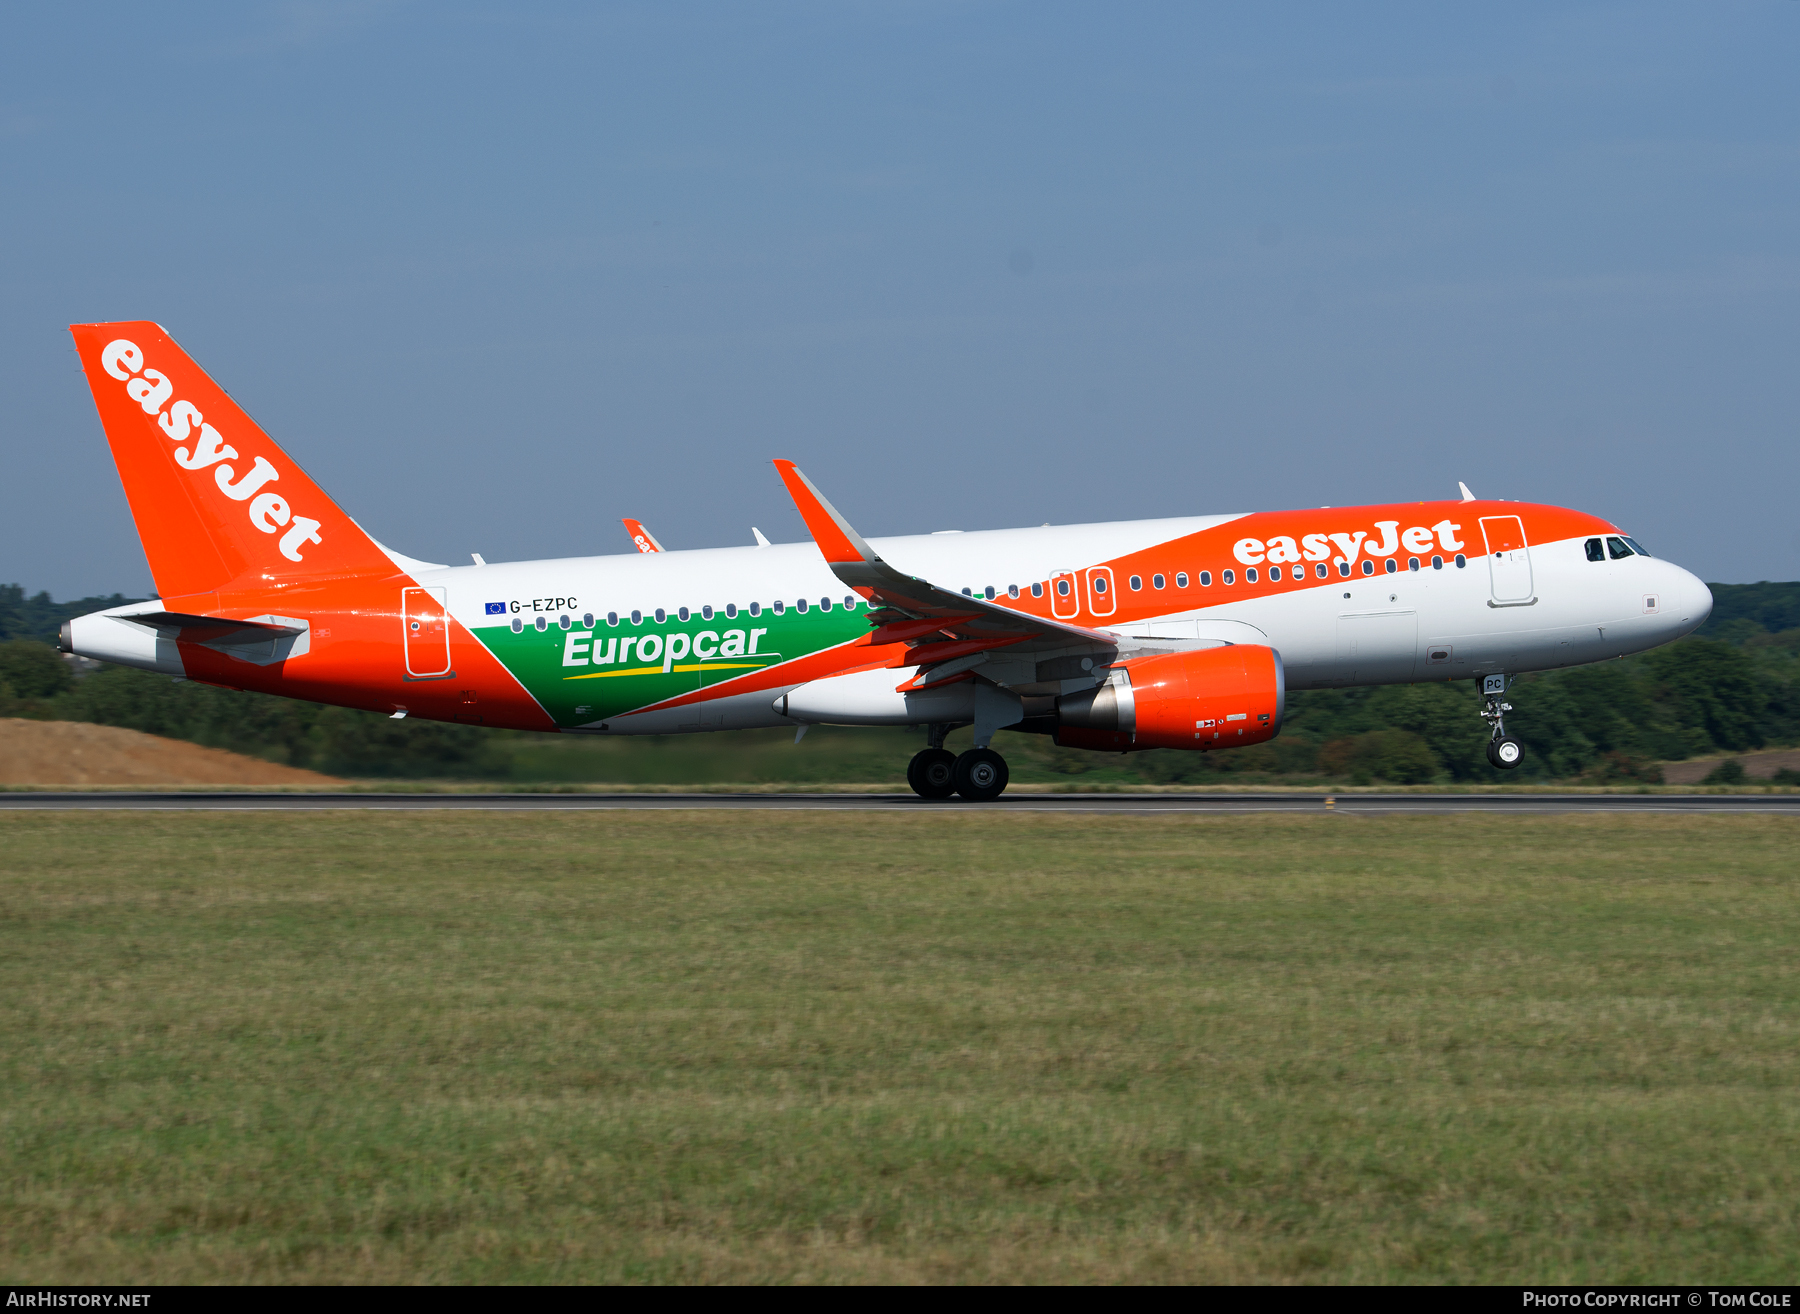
[1624,537,1651,557]
[1607,536,1633,559]
[1585,538,1605,563]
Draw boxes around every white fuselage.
[404,514,1711,734]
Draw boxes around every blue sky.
[3,2,1796,597]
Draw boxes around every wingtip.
[769,459,875,565]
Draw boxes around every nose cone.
[1665,562,1712,637]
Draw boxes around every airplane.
[59,321,1714,800]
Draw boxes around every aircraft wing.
[772,460,1116,686]
[622,518,664,553]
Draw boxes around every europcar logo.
[100,338,324,564]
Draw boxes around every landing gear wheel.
[907,748,957,799]
[952,748,1010,801]
[1487,736,1523,770]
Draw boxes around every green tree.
[1644,639,1766,752]
[0,640,74,699]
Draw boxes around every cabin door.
[1479,516,1534,603]
[403,587,452,677]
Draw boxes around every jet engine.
[1054,644,1285,752]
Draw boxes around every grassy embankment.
[3,812,1797,1283]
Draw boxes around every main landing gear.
[906,748,957,799]
[1481,674,1524,770]
[907,725,1011,801]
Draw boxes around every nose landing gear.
[1480,674,1523,770]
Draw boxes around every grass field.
[2,813,1797,1284]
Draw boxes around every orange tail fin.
[70,321,394,599]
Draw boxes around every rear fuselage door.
[403,586,452,677]
[1479,516,1534,602]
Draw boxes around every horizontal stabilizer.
[62,599,313,673]
[124,611,306,637]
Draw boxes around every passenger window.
[794,598,807,613]
[1200,571,1212,586]
[1316,563,1328,579]
[583,612,594,627]
[1407,558,1419,572]
[607,611,619,626]
[631,610,643,625]
[749,602,761,617]
[1361,560,1374,576]
[678,606,690,621]
[654,608,666,623]
[1454,554,1466,568]
[845,596,857,608]
[1223,569,1236,585]
[511,617,523,633]
[1128,575,1142,591]
[1245,567,1258,583]
[1337,562,1350,577]
[773,600,786,614]
[1431,556,1443,570]
[1176,573,1188,588]
[1585,538,1605,563]
[1056,579,1070,597]
[1607,536,1633,559]
[1093,576,1108,595]
[1008,585,1019,598]
[819,597,832,611]
[1152,574,1165,589]
[962,587,973,597]
[559,614,571,630]
[984,586,996,600]
[1625,537,1651,557]
[1384,559,1397,574]
[725,604,737,619]
[1268,566,1282,582]
[1032,582,1044,598]
[701,605,713,620]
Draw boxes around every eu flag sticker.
[485,602,507,616]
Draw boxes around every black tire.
[1490,736,1523,770]
[952,748,1009,801]
[907,748,957,799]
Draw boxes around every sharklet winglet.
[772,460,880,566]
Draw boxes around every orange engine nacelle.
[1054,644,1285,752]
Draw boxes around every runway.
[3,791,1798,813]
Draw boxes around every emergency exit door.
[1479,516,1534,603]
[403,587,452,677]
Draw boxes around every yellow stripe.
[564,661,772,681]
